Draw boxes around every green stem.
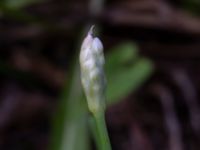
[91,112,112,150]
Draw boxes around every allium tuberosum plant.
[80,26,112,150]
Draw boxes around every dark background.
[0,0,200,150]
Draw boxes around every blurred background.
[0,0,200,150]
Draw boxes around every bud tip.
[88,25,95,36]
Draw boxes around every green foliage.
[106,43,138,70]
[0,0,43,9]
[50,42,154,150]
[183,0,200,15]
[50,63,89,150]
[106,43,154,104]
[0,0,45,22]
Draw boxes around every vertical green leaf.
[50,62,89,150]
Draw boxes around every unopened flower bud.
[80,26,106,114]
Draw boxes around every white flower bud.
[80,26,106,114]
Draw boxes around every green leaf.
[106,43,138,74]
[105,43,154,105]
[49,26,94,150]
[183,0,200,15]
[50,63,89,150]
[2,0,43,9]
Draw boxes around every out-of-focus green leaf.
[2,0,43,9]
[105,43,154,105]
[106,43,138,74]
[50,26,95,150]
[50,63,89,150]
[183,0,200,15]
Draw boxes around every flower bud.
[80,26,106,114]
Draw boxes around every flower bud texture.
[80,27,106,114]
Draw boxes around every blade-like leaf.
[50,63,89,150]
[106,43,154,105]
[106,43,138,74]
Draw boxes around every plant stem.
[91,111,112,150]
